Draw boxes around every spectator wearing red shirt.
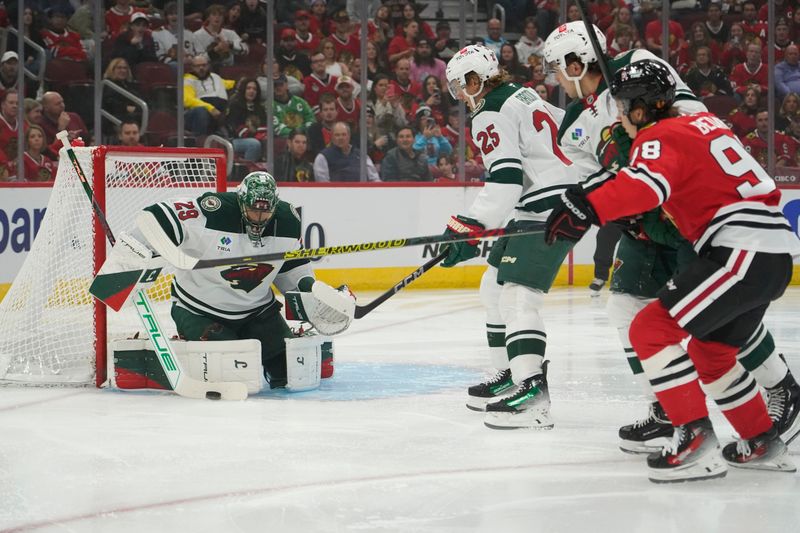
[390,58,423,101]
[0,90,26,180]
[742,110,793,168]
[720,23,747,72]
[396,2,435,40]
[740,1,767,43]
[40,7,87,62]
[644,7,685,65]
[590,0,624,32]
[334,76,360,133]
[294,10,320,56]
[677,22,721,75]
[303,52,338,112]
[36,91,89,154]
[608,26,635,57]
[105,0,146,40]
[388,19,419,66]
[308,0,328,38]
[330,10,360,59]
[768,18,795,64]
[730,42,768,96]
[22,125,56,182]
[604,6,638,47]
[760,0,796,22]
[727,86,762,137]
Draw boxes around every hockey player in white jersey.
[132,172,355,389]
[543,21,800,449]
[440,44,595,429]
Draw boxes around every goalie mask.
[445,44,499,110]
[543,21,607,99]
[237,172,279,246]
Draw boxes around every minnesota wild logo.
[220,263,274,292]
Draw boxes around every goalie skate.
[766,369,800,445]
[483,370,552,430]
[647,417,727,484]
[618,401,674,454]
[466,368,515,411]
[722,426,797,472]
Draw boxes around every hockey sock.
[617,325,656,401]
[481,266,510,370]
[737,324,788,388]
[487,323,509,369]
[690,337,773,440]
[499,284,546,383]
[631,302,706,425]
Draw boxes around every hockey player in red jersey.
[546,59,799,483]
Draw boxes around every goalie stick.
[56,131,247,401]
[92,223,545,298]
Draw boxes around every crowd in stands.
[0,0,798,182]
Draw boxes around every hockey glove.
[545,187,599,245]
[441,215,484,268]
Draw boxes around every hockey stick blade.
[353,252,446,319]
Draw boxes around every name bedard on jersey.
[143,191,313,321]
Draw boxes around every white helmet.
[445,44,499,109]
[543,21,607,98]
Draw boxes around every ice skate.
[766,368,800,445]
[484,366,552,430]
[722,426,797,472]
[466,368,515,411]
[589,278,605,297]
[647,417,727,484]
[619,401,674,454]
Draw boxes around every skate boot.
[466,368,515,412]
[722,425,797,472]
[589,278,605,298]
[765,368,800,445]
[484,363,552,430]
[618,401,674,454]
[647,417,727,484]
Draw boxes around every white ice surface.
[1,287,799,533]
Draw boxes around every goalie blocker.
[112,335,335,393]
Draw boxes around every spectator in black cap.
[411,38,446,84]
[278,28,311,79]
[433,20,459,61]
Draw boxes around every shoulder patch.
[201,195,222,212]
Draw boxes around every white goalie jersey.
[466,83,597,227]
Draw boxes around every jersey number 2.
[174,201,199,220]
[532,110,571,166]
[710,136,776,198]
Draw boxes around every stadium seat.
[146,110,177,146]
[134,62,178,111]
[237,43,266,67]
[44,59,91,92]
[219,65,257,83]
[703,95,739,119]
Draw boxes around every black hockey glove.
[545,187,599,245]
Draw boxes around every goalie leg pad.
[285,335,324,392]
[111,338,264,394]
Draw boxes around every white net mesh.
[0,146,223,385]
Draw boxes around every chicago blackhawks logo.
[220,263,274,293]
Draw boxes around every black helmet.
[610,59,675,124]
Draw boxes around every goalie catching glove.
[441,215,484,268]
[284,281,356,335]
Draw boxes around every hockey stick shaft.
[353,252,446,319]
[58,132,246,400]
[193,223,544,269]
[574,0,612,88]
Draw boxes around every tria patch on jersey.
[202,195,222,211]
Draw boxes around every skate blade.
[466,397,490,412]
[619,437,669,455]
[726,452,797,472]
[649,454,728,484]
[483,410,554,430]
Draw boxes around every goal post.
[0,145,227,387]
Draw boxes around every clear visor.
[447,78,463,99]
[615,97,632,117]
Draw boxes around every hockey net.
[0,146,226,387]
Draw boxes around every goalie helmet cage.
[0,145,227,387]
